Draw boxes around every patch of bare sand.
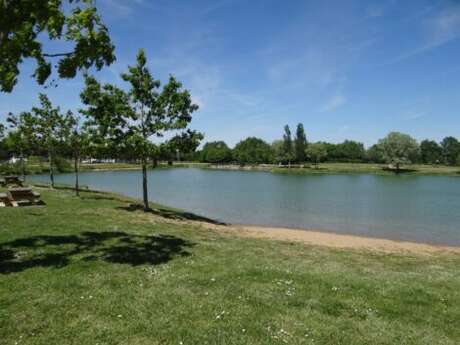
[214,225,460,255]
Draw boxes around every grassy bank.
[272,163,460,176]
[1,188,460,344]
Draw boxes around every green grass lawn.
[1,188,460,344]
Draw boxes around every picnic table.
[6,187,43,207]
[1,175,23,187]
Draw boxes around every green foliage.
[168,130,204,161]
[294,123,307,162]
[441,136,460,166]
[233,137,273,165]
[378,132,419,169]
[81,49,198,209]
[201,141,232,163]
[366,144,385,163]
[0,0,115,92]
[420,140,442,165]
[306,142,328,167]
[282,125,295,164]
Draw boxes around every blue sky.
[1,0,460,147]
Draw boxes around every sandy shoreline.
[224,225,460,255]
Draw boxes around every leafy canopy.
[378,132,419,166]
[0,0,115,92]
[81,49,198,159]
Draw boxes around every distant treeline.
[195,124,460,167]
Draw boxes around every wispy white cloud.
[386,4,460,64]
[319,93,347,112]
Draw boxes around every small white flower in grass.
[179,342,183,345]
[331,286,339,291]
[89,295,93,299]
[210,278,216,282]
[242,329,246,333]
[117,314,123,318]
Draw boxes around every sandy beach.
[227,225,460,255]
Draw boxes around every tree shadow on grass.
[0,231,193,274]
[118,204,227,226]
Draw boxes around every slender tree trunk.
[142,158,149,211]
[20,148,26,182]
[49,151,55,188]
[74,154,80,197]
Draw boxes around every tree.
[366,144,385,163]
[0,123,4,139]
[337,140,365,161]
[378,132,419,171]
[201,141,232,163]
[233,137,273,165]
[440,136,460,166]
[28,94,70,187]
[81,49,198,211]
[282,125,294,166]
[271,140,285,164]
[306,142,328,168]
[294,123,307,163]
[168,129,204,162]
[5,111,36,180]
[420,140,442,165]
[0,0,115,92]
[63,112,90,196]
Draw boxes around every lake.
[30,168,460,245]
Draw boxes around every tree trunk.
[396,162,400,173]
[20,149,26,182]
[74,155,80,197]
[49,152,55,188]
[142,159,150,211]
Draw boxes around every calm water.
[31,168,460,245]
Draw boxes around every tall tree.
[0,0,115,92]
[420,139,442,165]
[440,136,460,166]
[378,132,419,171]
[282,125,294,166]
[29,94,69,187]
[294,123,307,163]
[81,49,198,211]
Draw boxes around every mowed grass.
[1,188,460,344]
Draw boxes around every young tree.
[81,49,198,211]
[440,136,460,166]
[306,143,328,168]
[5,111,35,180]
[420,139,442,165]
[282,125,294,166]
[294,123,307,163]
[63,112,90,196]
[0,0,115,92]
[378,132,419,171]
[29,94,69,187]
